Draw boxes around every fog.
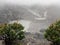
[0,0,60,33]
[0,0,60,6]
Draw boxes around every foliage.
[44,20,60,45]
[0,23,25,41]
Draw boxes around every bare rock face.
[0,4,21,23]
[20,32,51,45]
[0,40,5,45]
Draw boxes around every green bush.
[44,21,60,45]
[0,23,25,45]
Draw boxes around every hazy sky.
[0,0,60,6]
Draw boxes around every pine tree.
[44,20,60,45]
[0,23,25,45]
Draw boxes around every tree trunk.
[5,40,13,45]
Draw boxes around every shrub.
[44,20,60,45]
[0,23,25,45]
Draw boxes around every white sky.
[0,0,60,6]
